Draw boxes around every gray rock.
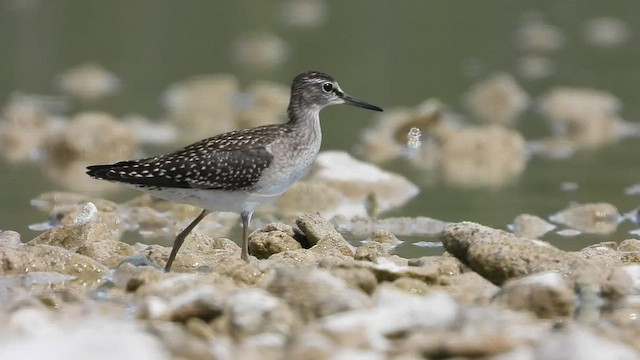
[441,222,587,285]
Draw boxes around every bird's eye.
[322,83,333,92]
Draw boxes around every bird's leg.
[164,209,210,272]
[240,211,253,262]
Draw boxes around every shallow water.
[1,1,640,256]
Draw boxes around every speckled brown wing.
[86,125,288,190]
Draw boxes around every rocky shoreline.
[1,203,639,359]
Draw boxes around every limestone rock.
[441,222,587,285]
[263,267,370,321]
[296,213,354,257]
[248,224,302,259]
[494,272,575,318]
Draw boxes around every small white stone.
[74,202,98,225]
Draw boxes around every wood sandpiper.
[86,71,383,271]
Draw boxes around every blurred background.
[1,0,640,256]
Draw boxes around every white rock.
[0,310,169,360]
[74,202,98,225]
[319,285,458,352]
[623,265,640,295]
[226,288,293,336]
[534,326,639,360]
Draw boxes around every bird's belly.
[253,150,317,196]
[129,185,278,213]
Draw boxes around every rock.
[441,222,587,285]
[392,277,432,295]
[516,16,565,52]
[162,74,238,145]
[494,272,575,318]
[315,285,458,352]
[440,271,499,304]
[234,333,286,360]
[369,229,402,246]
[296,213,354,257]
[534,326,638,360]
[0,311,169,360]
[407,255,463,277]
[549,202,620,234]
[369,257,440,284]
[236,81,289,129]
[619,239,640,252]
[231,32,290,70]
[354,241,388,262]
[272,181,344,220]
[400,305,547,358]
[325,266,378,295]
[354,98,451,164]
[623,265,640,295]
[439,125,526,188]
[147,232,240,271]
[509,213,556,238]
[540,87,621,123]
[464,73,529,125]
[331,215,449,237]
[575,242,623,266]
[225,288,297,338]
[262,267,370,321]
[0,231,22,248]
[28,218,117,251]
[584,17,631,48]
[307,151,419,217]
[0,244,109,284]
[57,62,120,100]
[77,239,137,266]
[266,249,321,266]
[137,273,238,322]
[113,262,168,292]
[248,224,302,259]
[48,112,137,164]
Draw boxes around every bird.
[86,71,383,271]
